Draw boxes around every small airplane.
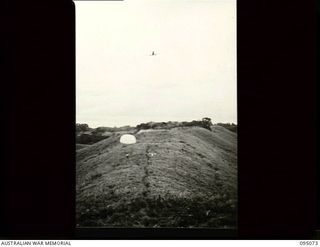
[150,51,157,56]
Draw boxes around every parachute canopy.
[120,134,136,144]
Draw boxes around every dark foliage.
[76,134,108,145]
[136,118,213,131]
[76,123,89,132]
[217,123,237,133]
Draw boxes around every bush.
[76,123,89,132]
[76,134,108,145]
[217,123,237,133]
[136,123,152,130]
[136,118,213,131]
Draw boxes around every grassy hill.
[76,125,237,228]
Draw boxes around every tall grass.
[77,193,236,228]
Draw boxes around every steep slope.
[76,126,237,228]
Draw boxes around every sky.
[76,0,236,128]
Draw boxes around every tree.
[201,117,213,130]
[76,123,89,132]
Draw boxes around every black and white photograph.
[75,0,237,228]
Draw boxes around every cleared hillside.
[76,125,237,228]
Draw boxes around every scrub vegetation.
[76,120,237,228]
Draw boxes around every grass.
[76,126,237,228]
[77,193,236,228]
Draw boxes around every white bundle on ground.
[120,134,136,144]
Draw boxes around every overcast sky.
[76,0,236,128]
